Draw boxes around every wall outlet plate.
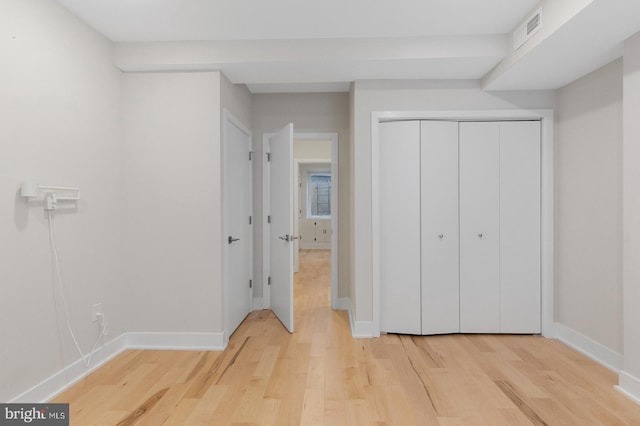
[92,303,102,322]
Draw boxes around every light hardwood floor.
[54,249,640,425]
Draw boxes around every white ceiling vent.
[513,8,543,51]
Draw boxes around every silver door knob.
[478,233,483,238]
[278,234,290,242]
[438,234,444,239]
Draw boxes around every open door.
[269,123,295,332]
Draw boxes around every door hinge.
[267,153,271,162]
[249,151,255,161]
[267,215,271,223]
[268,276,271,286]
[249,279,253,289]
[249,216,252,225]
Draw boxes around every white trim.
[555,323,623,372]
[125,332,227,351]
[262,135,271,309]
[616,372,640,405]
[222,109,254,338]
[9,331,227,403]
[10,334,127,403]
[336,297,350,311]
[348,306,374,338]
[263,131,340,310]
[371,109,554,338]
[540,113,555,338]
[252,297,264,310]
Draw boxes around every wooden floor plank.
[52,249,640,425]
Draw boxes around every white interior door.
[379,121,421,334]
[499,121,541,333]
[421,121,460,335]
[223,115,252,337]
[459,122,500,333]
[269,124,295,332]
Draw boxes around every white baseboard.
[555,322,623,372]
[10,331,227,403]
[335,297,350,311]
[125,332,227,351]
[616,371,640,404]
[10,334,127,403]
[252,297,264,311]
[348,307,374,338]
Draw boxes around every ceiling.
[56,0,640,93]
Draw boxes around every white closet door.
[421,121,460,334]
[459,122,500,333]
[499,121,541,333]
[379,121,421,334]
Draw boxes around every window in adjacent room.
[307,173,331,218]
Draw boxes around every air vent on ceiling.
[513,7,543,51]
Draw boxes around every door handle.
[228,236,240,244]
[279,234,290,242]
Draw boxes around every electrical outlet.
[44,193,57,211]
[92,303,102,322]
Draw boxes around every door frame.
[371,109,554,338]
[222,109,253,341]
[263,132,339,310]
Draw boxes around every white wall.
[0,0,124,402]
[555,59,623,353]
[621,31,640,398]
[351,80,556,325]
[122,72,223,333]
[251,93,351,299]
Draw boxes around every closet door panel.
[421,121,460,334]
[499,121,541,333]
[379,121,422,334]
[459,122,500,333]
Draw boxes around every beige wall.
[122,72,223,333]
[251,93,351,299]
[294,139,332,159]
[0,0,124,401]
[622,31,640,394]
[221,73,252,129]
[555,59,623,353]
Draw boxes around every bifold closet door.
[379,121,421,334]
[459,122,500,333]
[421,121,460,334]
[500,121,541,333]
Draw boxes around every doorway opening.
[262,132,339,322]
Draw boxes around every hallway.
[54,250,640,425]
